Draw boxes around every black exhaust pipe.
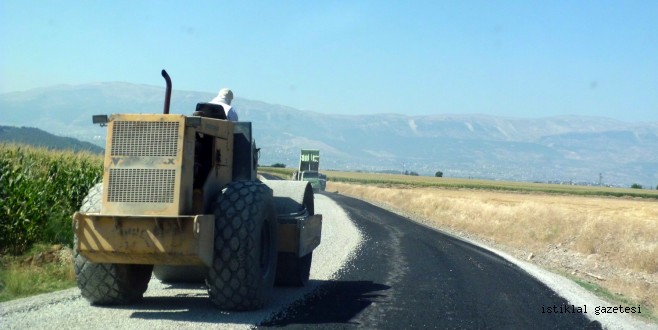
[162,69,172,114]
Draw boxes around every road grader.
[72,70,322,311]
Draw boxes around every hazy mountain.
[1,82,657,187]
[0,126,103,154]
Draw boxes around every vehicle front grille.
[110,121,179,157]
[107,168,176,203]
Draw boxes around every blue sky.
[1,1,657,121]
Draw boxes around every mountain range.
[1,82,656,187]
[0,125,103,154]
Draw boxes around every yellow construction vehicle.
[72,70,322,311]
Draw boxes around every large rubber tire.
[275,252,313,286]
[206,181,278,311]
[73,183,153,305]
[153,265,207,283]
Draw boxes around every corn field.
[0,144,102,255]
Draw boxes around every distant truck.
[292,149,326,192]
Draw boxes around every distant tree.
[409,171,419,176]
[656,184,658,190]
[631,183,643,189]
[270,163,286,168]
[435,171,443,178]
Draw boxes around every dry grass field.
[326,170,658,199]
[327,181,658,318]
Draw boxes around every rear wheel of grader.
[206,181,278,311]
[73,183,153,305]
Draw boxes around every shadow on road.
[260,280,391,327]
[101,279,390,326]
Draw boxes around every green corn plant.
[0,144,102,255]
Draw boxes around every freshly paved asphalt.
[259,191,601,329]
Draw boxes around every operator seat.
[193,102,227,120]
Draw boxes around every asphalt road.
[261,192,602,329]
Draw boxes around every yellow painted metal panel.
[101,114,188,216]
[73,212,214,266]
